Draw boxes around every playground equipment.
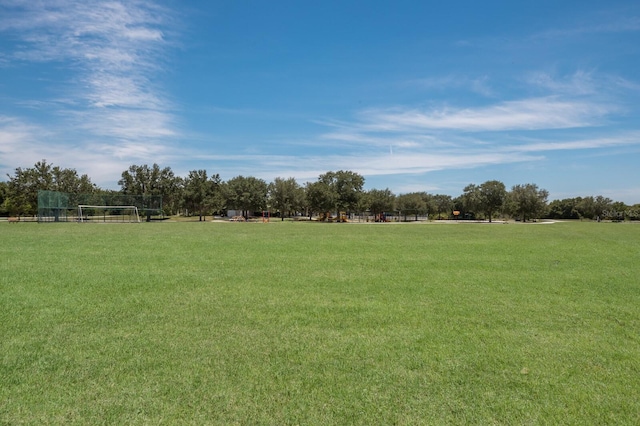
[317,212,348,222]
[375,213,388,222]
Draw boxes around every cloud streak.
[356,97,612,132]
[1,0,176,146]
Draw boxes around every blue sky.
[1,1,639,203]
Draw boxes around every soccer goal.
[77,205,141,223]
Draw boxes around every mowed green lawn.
[1,220,639,424]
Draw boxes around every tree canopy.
[2,159,636,221]
[507,184,549,222]
[269,177,304,220]
[319,170,365,216]
[225,175,268,218]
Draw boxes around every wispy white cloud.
[408,75,494,97]
[0,116,44,169]
[184,148,542,186]
[0,0,176,150]
[504,133,640,153]
[0,114,146,183]
[299,86,635,188]
[355,97,612,132]
[533,15,640,40]
[526,71,597,96]
[525,70,640,97]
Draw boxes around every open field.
[1,221,639,424]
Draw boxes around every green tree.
[305,180,334,219]
[396,192,428,221]
[479,180,507,222]
[318,170,365,218]
[183,170,221,222]
[574,195,613,220]
[432,194,453,219]
[547,198,580,219]
[460,180,506,222]
[119,164,152,195]
[205,174,225,217]
[628,204,640,221]
[507,184,549,222]
[422,192,436,218]
[366,188,396,216]
[226,176,268,219]
[593,195,613,220]
[5,160,52,216]
[576,196,596,219]
[5,159,96,216]
[461,184,482,217]
[51,166,96,194]
[0,181,8,216]
[119,164,182,216]
[269,177,304,221]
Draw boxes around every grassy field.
[1,220,639,424]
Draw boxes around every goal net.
[77,205,140,223]
[38,190,161,223]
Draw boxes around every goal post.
[77,205,140,223]
[38,190,162,223]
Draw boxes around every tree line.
[2,160,638,221]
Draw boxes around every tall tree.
[479,180,507,222]
[461,184,482,217]
[593,195,613,220]
[226,175,268,219]
[547,198,581,219]
[366,188,396,216]
[119,164,152,195]
[318,170,365,218]
[183,170,211,221]
[51,166,96,194]
[305,180,335,219]
[574,195,613,220]
[507,184,549,222]
[0,181,8,216]
[119,164,181,216]
[269,177,304,220]
[432,194,453,219]
[605,201,628,221]
[396,192,428,221]
[5,159,97,216]
[205,174,225,216]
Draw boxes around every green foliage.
[0,181,8,216]
[480,180,507,222]
[226,175,268,217]
[305,180,335,216]
[432,193,453,218]
[364,188,395,214]
[182,170,220,221]
[547,197,581,219]
[118,164,182,215]
[507,183,549,221]
[396,192,429,220]
[319,170,365,216]
[5,159,96,216]
[3,222,639,424]
[1,159,632,223]
[461,181,507,222]
[269,177,304,219]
